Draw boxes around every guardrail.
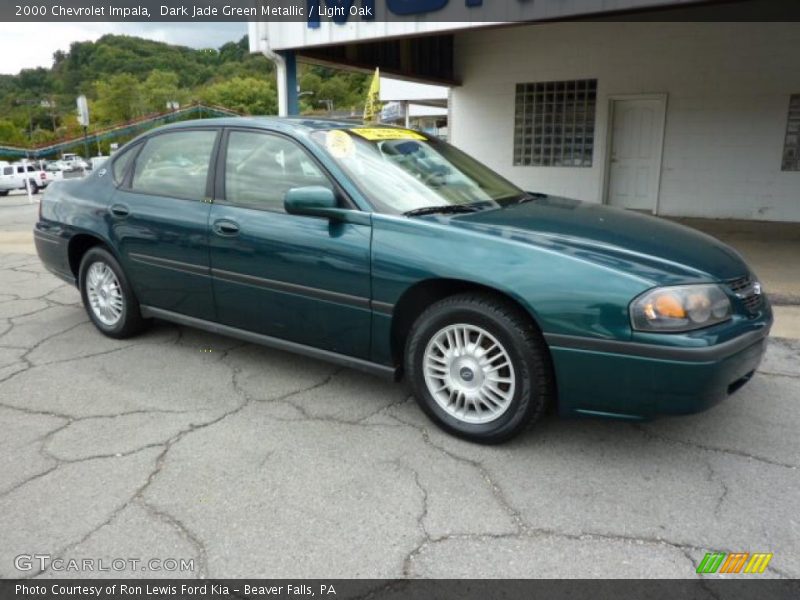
[0,103,240,159]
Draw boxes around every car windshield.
[310,128,524,214]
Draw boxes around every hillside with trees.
[0,34,369,150]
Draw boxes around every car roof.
[141,116,406,136]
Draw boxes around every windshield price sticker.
[325,129,356,159]
[349,128,427,141]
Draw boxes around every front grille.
[726,275,763,314]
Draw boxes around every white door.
[606,97,666,212]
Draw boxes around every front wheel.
[405,293,555,444]
[79,246,146,339]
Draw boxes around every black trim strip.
[371,300,394,315]
[544,328,769,362]
[129,254,383,312]
[129,253,210,277]
[211,267,370,310]
[140,305,397,380]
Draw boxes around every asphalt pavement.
[1,192,798,579]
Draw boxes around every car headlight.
[630,284,732,332]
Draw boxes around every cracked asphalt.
[1,194,798,579]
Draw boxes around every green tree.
[0,119,25,145]
[94,73,142,123]
[0,33,368,145]
[141,70,183,113]
[199,77,277,115]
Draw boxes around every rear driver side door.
[111,128,218,321]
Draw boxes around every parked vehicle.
[45,161,66,181]
[89,156,109,170]
[0,162,50,195]
[33,119,772,443]
[0,162,14,195]
[61,153,89,170]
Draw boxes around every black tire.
[404,293,555,444]
[79,246,147,339]
[28,180,40,194]
[0,190,8,196]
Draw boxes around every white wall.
[450,23,800,222]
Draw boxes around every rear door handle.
[109,204,130,218]
[213,219,240,236]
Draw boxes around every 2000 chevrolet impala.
[34,118,772,442]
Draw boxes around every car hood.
[448,196,750,285]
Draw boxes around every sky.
[0,22,247,74]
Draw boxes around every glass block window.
[513,79,597,167]
[781,94,800,171]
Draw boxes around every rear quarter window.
[111,144,139,184]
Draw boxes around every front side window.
[311,128,523,214]
[131,130,217,199]
[224,131,332,211]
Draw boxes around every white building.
[379,77,448,138]
[250,2,800,222]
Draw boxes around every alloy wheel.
[423,323,516,424]
[85,261,124,327]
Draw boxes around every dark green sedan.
[34,118,772,443]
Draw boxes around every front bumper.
[547,324,770,419]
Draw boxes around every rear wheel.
[405,293,555,444]
[79,247,146,338]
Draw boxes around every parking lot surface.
[1,196,799,579]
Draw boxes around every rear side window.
[131,130,217,200]
[111,144,138,184]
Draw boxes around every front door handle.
[213,219,240,236]
[109,204,130,218]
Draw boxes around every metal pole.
[82,126,89,161]
[22,158,33,204]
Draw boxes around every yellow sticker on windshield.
[349,127,426,141]
[325,129,355,159]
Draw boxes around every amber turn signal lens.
[654,293,686,318]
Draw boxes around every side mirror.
[284,186,370,225]
[284,186,338,218]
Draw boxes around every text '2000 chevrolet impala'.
[33,118,772,443]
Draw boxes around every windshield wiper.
[511,192,547,205]
[403,204,481,217]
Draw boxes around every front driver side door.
[208,129,372,359]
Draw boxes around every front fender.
[371,214,652,343]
